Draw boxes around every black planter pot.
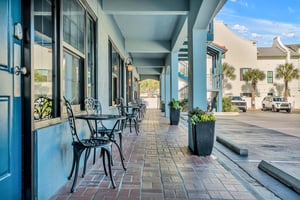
[160,104,165,112]
[192,121,215,156]
[170,108,180,125]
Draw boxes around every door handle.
[15,66,27,76]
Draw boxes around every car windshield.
[273,97,284,102]
[232,96,242,100]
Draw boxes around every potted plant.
[168,98,182,125]
[160,100,165,112]
[188,107,216,156]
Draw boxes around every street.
[214,110,300,199]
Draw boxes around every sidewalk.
[50,109,258,200]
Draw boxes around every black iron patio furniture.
[75,113,127,173]
[83,97,127,171]
[63,96,116,192]
[118,99,140,135]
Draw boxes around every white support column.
[187,28,208,151]
[160,68,166,111]
[170,52,179,100]
[165,65,171,117]
[217,52,223,112]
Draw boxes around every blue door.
[0,0,23,199]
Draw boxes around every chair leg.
[112,140,127,171]
[93,147,96,164]
[102,148,108,176]
[68,147,77,180]
[129,118,132,132]
[82,148,91,178]
[104,146,116,189]
[118,132,124,160]
[70,146,85,193]
[134,118,139,135]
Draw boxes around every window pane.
[111,45,119,105]
[267,71,273,83]
[63,51,83,104]
[87,17,95,97]
[63,0,84,53]
[33,0,54,120]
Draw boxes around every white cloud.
[251,33,262,38]
[231,24,248,33]
[282,32,295,38]
[216,6,300,46]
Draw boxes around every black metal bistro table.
[75,114,126,134]
[75,113,127,170]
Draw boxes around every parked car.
[230,96,247,112]
[261,96,291,113]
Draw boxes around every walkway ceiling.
[102,0,227,80]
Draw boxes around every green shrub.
[168,98,182,110]
[222,97,232,112]
[188,107,216,125]
[230,105,240,112]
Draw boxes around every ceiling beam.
[140,75,160,81]
[102,0,188,15]
[134,58,165,67]
[171,16,187,52]
[137,68,162,75]
[125,39,171,53]
[194,0,227,29]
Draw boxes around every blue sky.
[216,0,300,47]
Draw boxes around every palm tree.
[243,69,266,109]
[275,63,299,101]
[222,62,236,96]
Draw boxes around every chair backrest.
[85,97,103,115]
[117,98,126,116]
[33,96,53,120]
[63,96,82,144]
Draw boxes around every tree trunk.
[251,82,256,109]
[284,80,288,101]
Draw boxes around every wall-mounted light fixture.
[125,57,134,72]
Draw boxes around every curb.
[216,135,248,156]
[258,160,300,194]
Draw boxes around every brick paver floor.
[50,109,256,200]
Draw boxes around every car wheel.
[262,104,266,111]
[287,109,291,113]
[243,109,246,112]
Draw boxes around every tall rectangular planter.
[192,121,215,156]
[170,108,180,125]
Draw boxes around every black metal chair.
[118,98,139,135]
[84,97,127,171]
[63,96,116,192]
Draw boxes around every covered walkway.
[50,109,255,200]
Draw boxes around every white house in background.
[213,20,300,109]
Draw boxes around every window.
[240,93,252,97]
[63,50,84,104]
[33,0,56,121]
[87,16,96,97]
[62,0,96,107]
[33,0,97,122]
[240,68,250,81]
[109,41,123,106]
[267,71,273,83]
[63,0,84,53]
